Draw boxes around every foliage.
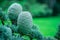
[10,24,18,33]
[22,35,30,40]
[30,29,43,40]
[0,2,59,40]
[32,24,38,30]
[29,4,52,17]
[12,33,24,40]
[55,24,60,40]
[0,25,12,40]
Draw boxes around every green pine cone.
[17,11,33,35]
[8,3,22,21]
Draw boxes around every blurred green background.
[0,0,60,37]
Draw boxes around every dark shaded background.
[0,0,60,17]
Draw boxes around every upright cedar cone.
[17,11,33,35]
[8,3,22,25]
